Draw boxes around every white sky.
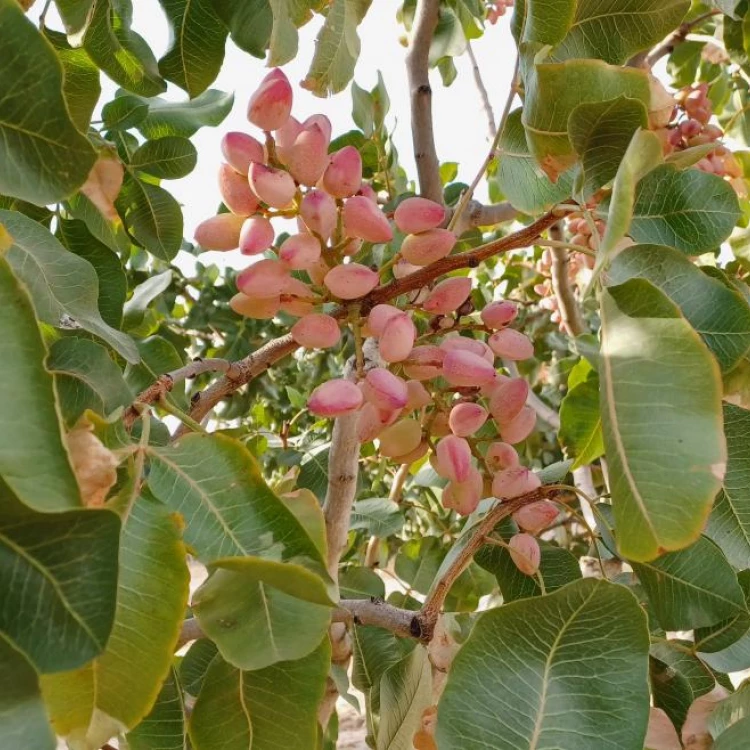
[39,2,516,269]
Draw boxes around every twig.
[406,0,443,203]
[457,199,517,232]
[466,40,496,138]
[364,462,411,567]
[645,9,721,67]
[548,224,587,337]
[448,54,519,234]
[124,358,238,428]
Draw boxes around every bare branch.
[548,224,586,337]
[644,9,721,68]
[124,358,238,429]
[466,40,496,138]
[459,199,517,233]
[406,0,443,203]
[333,598,424,640]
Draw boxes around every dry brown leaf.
[80,155,124,222]
[66,421,119,507]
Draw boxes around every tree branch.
[644,9,721,68]
[332,598,423,639]
[406,0,443,203]
[548,224,586,337]
[466,40,496,139]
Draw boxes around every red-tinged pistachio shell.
[229,292,280,319]
[400,229,456,266]
[239,216,275,255]
[485,442,519,472]
[274,115,302,164]
[481,300,519,329]
[279,233,321,269]
[489,377,529,426]
[393,258,422,278]
[480,373,511,398]
[491,466,541,500]
[356,402,399,443]
[378,419,423,458]
[488,328,534,360]
[302,114,332,142]
[394,197,446,234]
[247,68,293,131]
[219,163,260,216]
[307,257,330,286]
[194,213,245,251]
[343,195,393,243]
[500,406,536,444]
[508,533,541,575]
[279,295,315,317]
[430,412,451,438]
[342,238,362,256]
[442,349,496,387]
[362,367,408,411]
[448,402,488,437]
[300,189,337,239]
[324,263,379,300]
[435,435,472,483]
[291,313,340,349]
[248,162,296,208]
[405,380,432,412]
[357,183,378,203]
[368,304,402,337]
[422,277,472,315]
[440,336,494,364]
[403,346,444,380]
[379,313,416,363]
[287,123,329,186]
[236,258,289,298]
[308,379,363,418]
[443,468,483,516]
[513,501,558,534]
[323,146,363,198]
[221,132,265,175]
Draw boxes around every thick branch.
[406,0,443,203]
[332,598,423,639]
[644,9,721,67]
[549,224,586,338]
[323,412,361,579]
[124,358,238,428]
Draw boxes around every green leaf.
[436,579,650,750]
[650,640,716,732]
[82,0,166,96]
[126,667,187,750]
[41,493,189,747]
[102,94,150,131]
[267,0,313,66]
[632,536,745,630]
[180,639,218,697]
[521,0,575,44]
[0,209,139,363]
[189,641,330,750]
[123,269,173,330]
[56,0,95,37]
[708,681,750,739]
[0,256,81,510]
[522,58,650,180]
[339,566,386,599]
[352,625,406,694]
[567,96,648,201]
[492,109,574,215]
[0,0,96,205]
[395,537,445,595]
[146,433,335,599]
[135,89,234,139]
[714,717,750,748]
[0,498,120,671]
[212,0,273,58]
[628,165,741,253]
[298,443,330,499]
[559,374,604,469]
[551,0,690,65]
[608,245,750,373]
[706,404,750,569]
[45,29,101,133]
[48,338,133,425]
[116,176,184,261]
[66,191,131,254]
[0,639,55,750]
[302,0,372,97]
[476,534,581,601]
[57,218,127,329]
[129,136,198,179]
[599,279,725,561]
[377,646,432,750]
[350,497,404,537]
[193,567,331,670]
[157,0,227,97]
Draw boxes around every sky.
[38,2,516,269]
